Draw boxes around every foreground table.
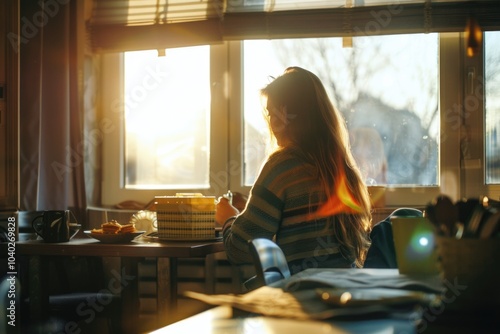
[152,267,500,334]
[149,304,418,334]
[11,236,225,333]
[150,268,419,334]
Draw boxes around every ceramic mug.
[391,217,439,275]
[32,210,70,243]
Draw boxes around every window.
[100,45,228,204]
[485,31,500,184]
[102,32,492,207]
[123,47,210,189]
[242,34,439,188]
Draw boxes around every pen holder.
[436,237,500,310]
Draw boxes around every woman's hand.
[232,191,248,212]
[216,197,240,226]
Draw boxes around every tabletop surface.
[150,305,418,334]
[150,268,424,334]
[150,268,500,334]
[8,235,225,258]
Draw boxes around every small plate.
[84,230,145,244]
[140,231,222,242]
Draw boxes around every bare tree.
[268,34,440,185]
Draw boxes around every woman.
[216,67,372,274]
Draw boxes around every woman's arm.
[221,153,290,265]
[222,184,284,264]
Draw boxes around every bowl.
[129,210,157,234]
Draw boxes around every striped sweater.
[223,149,354,274]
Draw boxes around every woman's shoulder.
[253,149,317,196]
[261,149,315,176]
[264,149,306,168]
[267,148,306,166]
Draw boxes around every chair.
[17,211,122,333]
[244,238,291,291]
[20,256,122,334]
[364,207,423,268]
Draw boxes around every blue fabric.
[364,208,423,268]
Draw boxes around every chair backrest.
[364,207,423,268]
[248,238,291,286]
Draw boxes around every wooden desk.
[152,267,500,334]
[151,305,500,334]
[149,268,448,334]
[150,305,421,333]
[11,237,225,333]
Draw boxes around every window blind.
[91,0,224,25]
[88,0,500,53]
[223,1,500,40]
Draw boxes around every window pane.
[243,34,439,187]
[485,31,500,184]
[124,47,210,189]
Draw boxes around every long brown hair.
[261,66,372,267]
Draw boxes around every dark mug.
[32,210,70,243]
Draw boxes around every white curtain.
[19,0,87,223]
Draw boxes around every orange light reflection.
[308,171,363,220]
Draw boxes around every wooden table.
[150,268,420,334]
[149,305,418,334]
[149,268,500,334]
[11,236,225,333]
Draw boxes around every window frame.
[465,30,499,200]
[100,32,494,208]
